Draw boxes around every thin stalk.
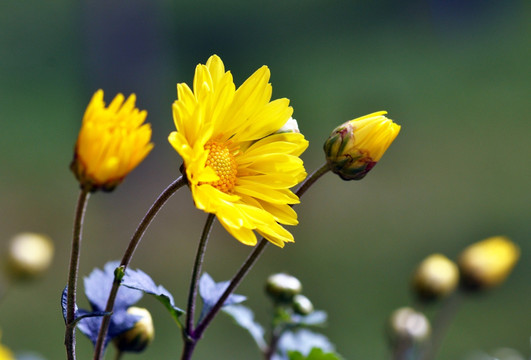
[185,214,216,332]
[65,188,91,360]
[264,324,284,360]
[420,292,463,360]
[93,176,186,360]
[188,163,331,358]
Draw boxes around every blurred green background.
[0,0,529,359]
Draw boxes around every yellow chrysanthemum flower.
[324,111,400,180]
[70,90,154,192]
[168,55,309,247]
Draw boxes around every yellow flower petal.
[71,90,153,191]
[169,56,308,246]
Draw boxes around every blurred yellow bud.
[0,344,14,360]
[70,90,153,192]
[323,111,400,180]
[0,330,15,360]
[5,232,54,281]
[412,254,459,301]
[265,273,302,304]
[458,236,520,290]
[113,307,154,353]
[388,307,430,344]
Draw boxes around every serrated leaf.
[84,261,143,312]
[121,266,185,328]
[64,262,145,349]
[76,308,140,346]
[222,304,266,350]
[274,329,336,360]
[291,310,327,327]
[198,273,246,322]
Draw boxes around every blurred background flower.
[0,0,529,358]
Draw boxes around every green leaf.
[222,304,266,351]
[288,348,343,360]
[121,267,185,329]
[276,329,336,359]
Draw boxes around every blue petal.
[84,261,143,312]
[198,273,246,322]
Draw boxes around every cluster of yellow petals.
[71,90,153,191]
[168,55,309,247]
[324,111,400,180]
[347,111,401,162]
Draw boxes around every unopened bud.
[113,307,154,353]
[412,254,459,301]
[292,294,314,315]
[5,233,54,281]
[458,236,520,290]
[265,273,302,303]
[388,307,430,344]
[323,111,400,180]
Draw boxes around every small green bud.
[388,307,430,345]
[412,254,459,301]
[265,273,302,303]
[5,232,54,281]
[292,294,314,315]
[113,307,154,353]
[323,111,400,181]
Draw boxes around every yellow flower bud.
[323,111,400,180]
[70,90,154,192]
[412,254,459,301]
[388,307,430,344]
[5,232,54,281]
[113,307,154,353]
[458,236,520,290]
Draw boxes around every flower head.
[168,55,308,247]
[458,236,520,290]
[71,90,153,192]
[323,111,400,180]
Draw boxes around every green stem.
[65,188,91,360]
[185,214,216,333]
[264,322,284,360]
[420,292,463,360]
[93,176,186,360]
[186,163,331,359]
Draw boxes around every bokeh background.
[0,0,529,359]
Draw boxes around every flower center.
[204,141,238,193]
